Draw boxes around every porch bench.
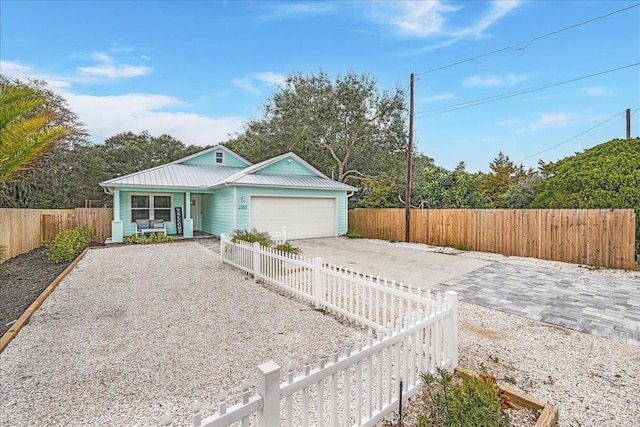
[135,219,167,236]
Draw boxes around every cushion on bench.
[136,219,150,229]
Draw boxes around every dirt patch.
[460,318,506,341]
[0,247,71,337]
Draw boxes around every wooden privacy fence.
[0,208,113,261]
[348,208,637,271]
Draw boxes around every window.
[215,151,224,164]
[130,194,172,222]
[131,195,150,221]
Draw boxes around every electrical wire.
[415,3,639,76]
[515,109,639,163]
[414,63,640,118]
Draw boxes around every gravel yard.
[1,240,639,426]
[0,242,361,426]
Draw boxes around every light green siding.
[200,193,215,234]
[257,158,317,176]
[117,188,184,236]
[208,187,235,236]
[182,148,249,167]
[233,186,348,235]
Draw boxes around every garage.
[250,196,337,240]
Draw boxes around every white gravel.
[0,243,361,426]
[2,240,639,426]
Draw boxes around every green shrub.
[45,226,98,264]
[231,228,274,247]
[344,229,362,239]
[124,233,173,245]
[275,242,302,255]
[417,367,510,427]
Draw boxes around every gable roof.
[100,148,356,191]
[174,144,252,166]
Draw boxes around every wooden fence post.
[257,361,281,427]
[313,257,323,309]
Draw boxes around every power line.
[515,109,639,164]
[415,3,640,77]
[414,63,640,118]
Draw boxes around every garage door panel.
[251,196,336,240]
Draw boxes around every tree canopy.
[479,151,531,207]
[413,162,492,208]
[226,70,407,184]
[532,137,640,255]
[100,131,204,178]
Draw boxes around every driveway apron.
[293,238,640,347]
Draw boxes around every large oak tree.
[226,70,408,184]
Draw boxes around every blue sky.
[1,1,638,172]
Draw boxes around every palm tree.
[0,82,70,183]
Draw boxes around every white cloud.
[368,1,460,37]
[253,72,286,86]
[463,73,531,87]
[62,91,245,145]
[260,3,337,19]
[497,119,525,127]
[232,72,286,94]
[371,0,521,46]
[231,77,260,94]
[2,60,244,146]
[1,60,33,75]
[419,93,455,103]
[77,53,151,78]
[453,1,521,38]
[1,60,72,88]
[528,113,574,131]
[582,86,612,97]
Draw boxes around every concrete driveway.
[202,235,489,288]
[293,237,640,347]
[294,237,490,287]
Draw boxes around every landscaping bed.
[0,247,71,337]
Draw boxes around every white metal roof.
[100,149,356,191]
[232,173,356,190]
[101,164,244,188]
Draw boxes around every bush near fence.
[0,208,113,261]
[348,208,636,270]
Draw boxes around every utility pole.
[626,108,631,139]
[405,73,414,243]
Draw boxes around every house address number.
[238,204,247,209]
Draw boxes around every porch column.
[183,191,193,238]
[111,189,123,243]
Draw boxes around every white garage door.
[251,196,336,240]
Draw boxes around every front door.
[190,195,201,231]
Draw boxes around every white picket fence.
[163,236,458,426]
[268,227,287,245]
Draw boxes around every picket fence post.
[253,242,261,279]
[220,234,226,257]
[313,257,323,309]
[257,361,281,426]
[445,291,458,370]
[282,226,287,243]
